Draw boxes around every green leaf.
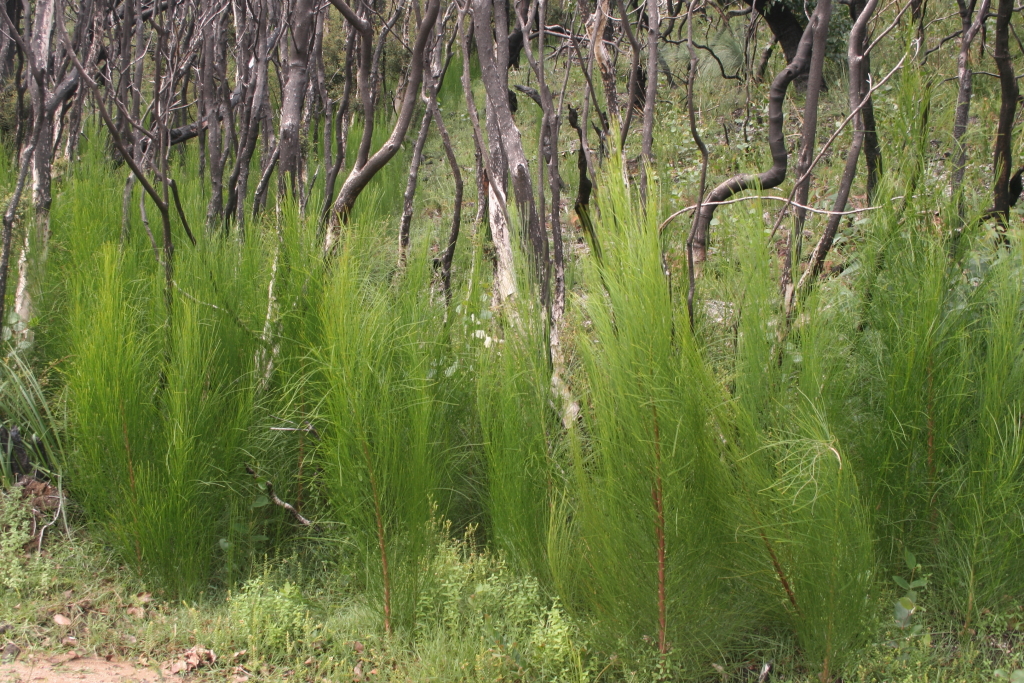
[893,575,910,590]
[252,495,269,509]
[910,578,927,589]
[894,597,914,629]
[218,538,232,551]
[1010,671,1024,683]
[250,534,269,542]
[904,548,917,572]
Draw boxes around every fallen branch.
[246,466,313,527]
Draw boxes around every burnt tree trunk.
[991,0,1017,222]
[951,0,990,226]
[690,18,815,263]
[799,0,879,292]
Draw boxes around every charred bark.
[990,0,1017,222]
[474,0,547,303]
[690,15,815,264]
[326,0,440,242]
[783,0,831,308]
[951,0,991,226]
[279,0,319,196]
[798,0,879,292]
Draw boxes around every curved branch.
[690,14,816,263]
[327,0,440,236]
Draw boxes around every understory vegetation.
[1,0,1024,681]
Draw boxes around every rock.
[2,641,20,662]
[49,650,80,665]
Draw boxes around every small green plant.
[892,549,927,632]
[0,490,32,591]
[228,572,319,662]
[0,489,53,594]
[415,522,590,682]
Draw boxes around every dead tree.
[782,0,831,308]
[0,0,86,341]
[279,0,320,197]
[398,4,458,268]
[798,0,879,292]
[223,0,283,236]
[690,15,816,264]
[990,0,1017,223]
[950,0,991,227]
[639,0,658,200]
[325,0,441,247]
[59,0,200,312]
[591,0,619,129]
[473,0,547,304]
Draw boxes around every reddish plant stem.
[651,405,667,654]
[759,528,800,613]
[926,356,938,537]
[121,401,141,565]
[363,441,391,634]
[297,432,305,514]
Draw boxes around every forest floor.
[1,479,1023,683]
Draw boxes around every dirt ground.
[1,655,161,683]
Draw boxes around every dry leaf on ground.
[162,646,216,676]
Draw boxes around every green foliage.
[566,163,743,667]
[477,303,556,585]
[316,227,453,634]
[228,571,320,662]
[0,488,60,595]
[416,523,590,682]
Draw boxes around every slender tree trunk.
[203,0,226,228]
[798,0,879,292]
[951,0,990,227]
[0,116,39,336]
[639,0,658,201]
[691,18,815,264]
[279,0,317,195]
[326,0,440,240]
[685,0,710,319]
[991,0,1017,221]
[615,0,641,148]
[593,0,619,126]
[398,109,432,267]
[782,0,831,310]
[433,101,462,302]
[473,0,546,304]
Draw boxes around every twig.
[662,195,883,233]
[36,486,64,553]
[266,481,313,526]
[768,53,909,241]
[245,465,313,526]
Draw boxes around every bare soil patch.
[1,655,161,683]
